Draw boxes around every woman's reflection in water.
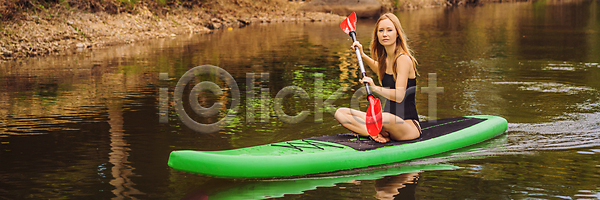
[374,172,419,200]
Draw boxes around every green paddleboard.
[168,115,507,178]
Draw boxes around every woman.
[334,13,421,143]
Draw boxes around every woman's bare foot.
[372,134,390,143]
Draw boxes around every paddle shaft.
[349,31,373,96]
[341,13,382,138]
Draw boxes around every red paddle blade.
[340,12,357,34]
[365,95,383,137]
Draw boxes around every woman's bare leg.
[335,108,390,143]
[335,108,420,143]
[334,108,369,136]
[381,113,421,141]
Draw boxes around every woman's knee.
[334,108,349,118]
[334,108,345,122]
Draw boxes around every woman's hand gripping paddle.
[340,12,383,138]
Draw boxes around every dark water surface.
[2,0,600,199]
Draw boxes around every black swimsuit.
[381,73,419,121]
[381,71,422,137]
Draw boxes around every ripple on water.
[575,190,600,199]
[577,151,596,155]
[540,61,599,71]
[507,113,600,151]
[492,81,595,94]
[577,149,600,155]
[512,185,577,200]
[573,100,600,113]
[543,66,576,71]
[543,62,576,71]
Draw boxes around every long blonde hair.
[370,13,418,81]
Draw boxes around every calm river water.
[2,0,600,199]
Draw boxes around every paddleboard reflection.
[182,164,456,200]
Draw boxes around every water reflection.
[374,172,419,200]
[106,73,145,199]
[434,147,600,199]
[178,164,456,200]
[0,36,161,198]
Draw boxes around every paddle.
[340,12,383,138]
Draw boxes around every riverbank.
[0,0,541,61]
[0,0,344,61]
